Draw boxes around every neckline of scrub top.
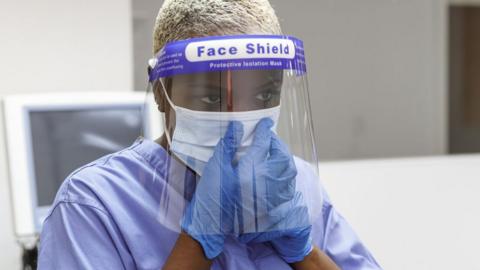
[131,137,170,176]
[131,137,198,182]
[131,136,198,205]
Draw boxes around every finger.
[244,118,274,162]
[269,133,291,160]
[268,134,297,179]
[214,121,244,162]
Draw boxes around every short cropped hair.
[152,0,282,54]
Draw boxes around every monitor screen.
[29,106,144,207]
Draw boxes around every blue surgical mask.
[161,83,280,175]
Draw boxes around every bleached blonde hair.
[152,0,282,54]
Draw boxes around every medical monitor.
[3,92,162,243]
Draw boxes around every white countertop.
[318,155,480,270]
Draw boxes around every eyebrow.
[178,76,281,91]
[181,82,224,89]
[255,79,282,90]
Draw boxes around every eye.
[200,95,221,104]
[255,91,273,102]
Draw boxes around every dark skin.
[162,233,339,270]
[153,70,340,270]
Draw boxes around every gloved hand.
[180,121,244,259]
[236,118,313,263]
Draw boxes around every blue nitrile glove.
[181,121,244,259]
[236,118,313,263]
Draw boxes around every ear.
[153,82,166,113]
[149,64,167,113]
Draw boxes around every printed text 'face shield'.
[146,35,322,236]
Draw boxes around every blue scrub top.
[38,138,382,270]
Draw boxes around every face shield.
[146,35,322,239]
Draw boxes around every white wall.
[272,0,447,160]
[132,0,161,91]
[0,1,133,268]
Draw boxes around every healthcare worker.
[38,0,382,269]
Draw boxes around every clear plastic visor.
[145,35,322,236]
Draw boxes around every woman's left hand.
[235,118,313,263]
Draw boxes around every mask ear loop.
[158,78,176,148]
[158,77,200,176]
[148,57,175,147]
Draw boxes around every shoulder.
[50,141,148,214]
[293,157,335,219]
[293,156,325,197]
[293,157,332,200]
